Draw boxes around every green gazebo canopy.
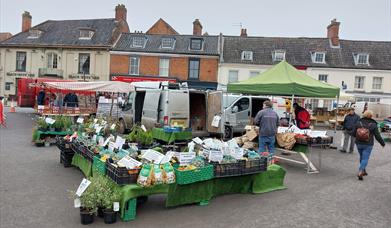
[227,61,340,98]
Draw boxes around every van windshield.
[223,95,241,108]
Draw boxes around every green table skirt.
[36,130,72,140]
[152,128,192,143]
[166,164,286,207]
[71,154,92,177]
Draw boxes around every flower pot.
[80,209,94,225]
[97,207,104,218]
[44,141,51,147]
[103,209,117,224]
[55,127,62,132]
[50,127,55,132]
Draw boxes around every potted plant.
[36,118,49,132]
[79,183,97,225]
[94,175,120,224]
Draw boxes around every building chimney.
[115,4,127,21]
[240,28,247,37]
[22,11,32,32]
[327,19,340,47]
[193,19,203,36]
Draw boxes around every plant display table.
[71,153,92,177]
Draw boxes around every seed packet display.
[137,164,153,187]
[161,163,176,184]
[153,164,164,185]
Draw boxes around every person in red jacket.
[293,103,310,129]
[0,96,5,127]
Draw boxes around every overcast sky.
[1,0,390,41]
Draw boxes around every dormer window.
[28,29,42,39]
[311,52,326,64]
[161,38,175,49]
[272,50,285,62]
[241,51,253,61]
[79,29,94,39]
[354,53,369,65]
[190,38,203,50]
[132,36,146,48]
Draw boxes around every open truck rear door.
[207,91,223,133]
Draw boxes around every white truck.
[116,85,286,138]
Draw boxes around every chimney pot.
[240,28,247,37]
[22,11,32,32]
[193,19,203,36]
[115,4,127,22]
[327,18,340,47]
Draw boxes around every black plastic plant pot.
[97,207,104,218]
[80,210,94,225]
[103,209,117,224]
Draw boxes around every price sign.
[110,124,116,130]
[142,149,165,164]
[230,148,244,160]
[115,136,126,149]
[108,142,116,151]
[160,151,175,164]
[75,178,91,197]
[113,202,120,212]
[45,117,56,125]
[209,150,223,163]
[179,152,196,166]
[76,117,84,124]
[117,155,142,169]
[141,125,147,132]
[74,198,81,208]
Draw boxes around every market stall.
[227,61,340,173]
[54,116,287,224]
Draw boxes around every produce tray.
[56,137,73,153]
[240,157,267,175]
[106,161,140,185]
[92,156,106,175]
[174,164,214,185]
[212,162,242,178]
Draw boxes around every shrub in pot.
[36,118,49,132]
[94,175,121,224]
[79,183,97,225]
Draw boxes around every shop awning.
[43,81,135,93]
[227,61,340,98]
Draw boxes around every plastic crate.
[240,158,267,175]
[106,161,140,185]
[295,136,333,145]
[174,164,214,185]
[92,156,106,175]
[213,162,242,178]
[60,151,74,168]
[123,198,137,221]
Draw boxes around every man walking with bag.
[340,107,360,153]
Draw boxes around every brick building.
[110,19,219,88]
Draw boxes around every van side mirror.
[232,106,238,113]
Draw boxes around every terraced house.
[0,4,129,98]
[110,19,220,89]
[218,19,391,104]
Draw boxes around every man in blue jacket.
[340,107,360,153]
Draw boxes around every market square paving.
[0,108,390,228]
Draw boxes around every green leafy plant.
[126,125,153,146]
[91,175,121,210]
[36,118,49,131]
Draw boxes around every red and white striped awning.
[43,81,135,93]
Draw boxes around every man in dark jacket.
[254,100,279,155]
[340,107,360,153]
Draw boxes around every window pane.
[130,57,139,75]
[249,71,259,78]
[189,59,200,79]
[318,74,328,82]
[190,39,202,50]
[228,70,239,83]
[161,38,174,49]
[354,76,365,89]
[132,37,145,47]
[78,53,90,74]
[16,52,26,71]
[315,53,325,63]
[159,58,169,77]
[234,98,250,112]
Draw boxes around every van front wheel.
[224,125,233,140]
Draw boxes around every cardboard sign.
[211,115,221,127]
[209,149,223,163]
[142,149,165,164]
[76,117,84,124]
[75,178,91,197]
[117,155,142,169]
[160,151,175,164]
[115,136,126,149]
[179,152,196,166]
